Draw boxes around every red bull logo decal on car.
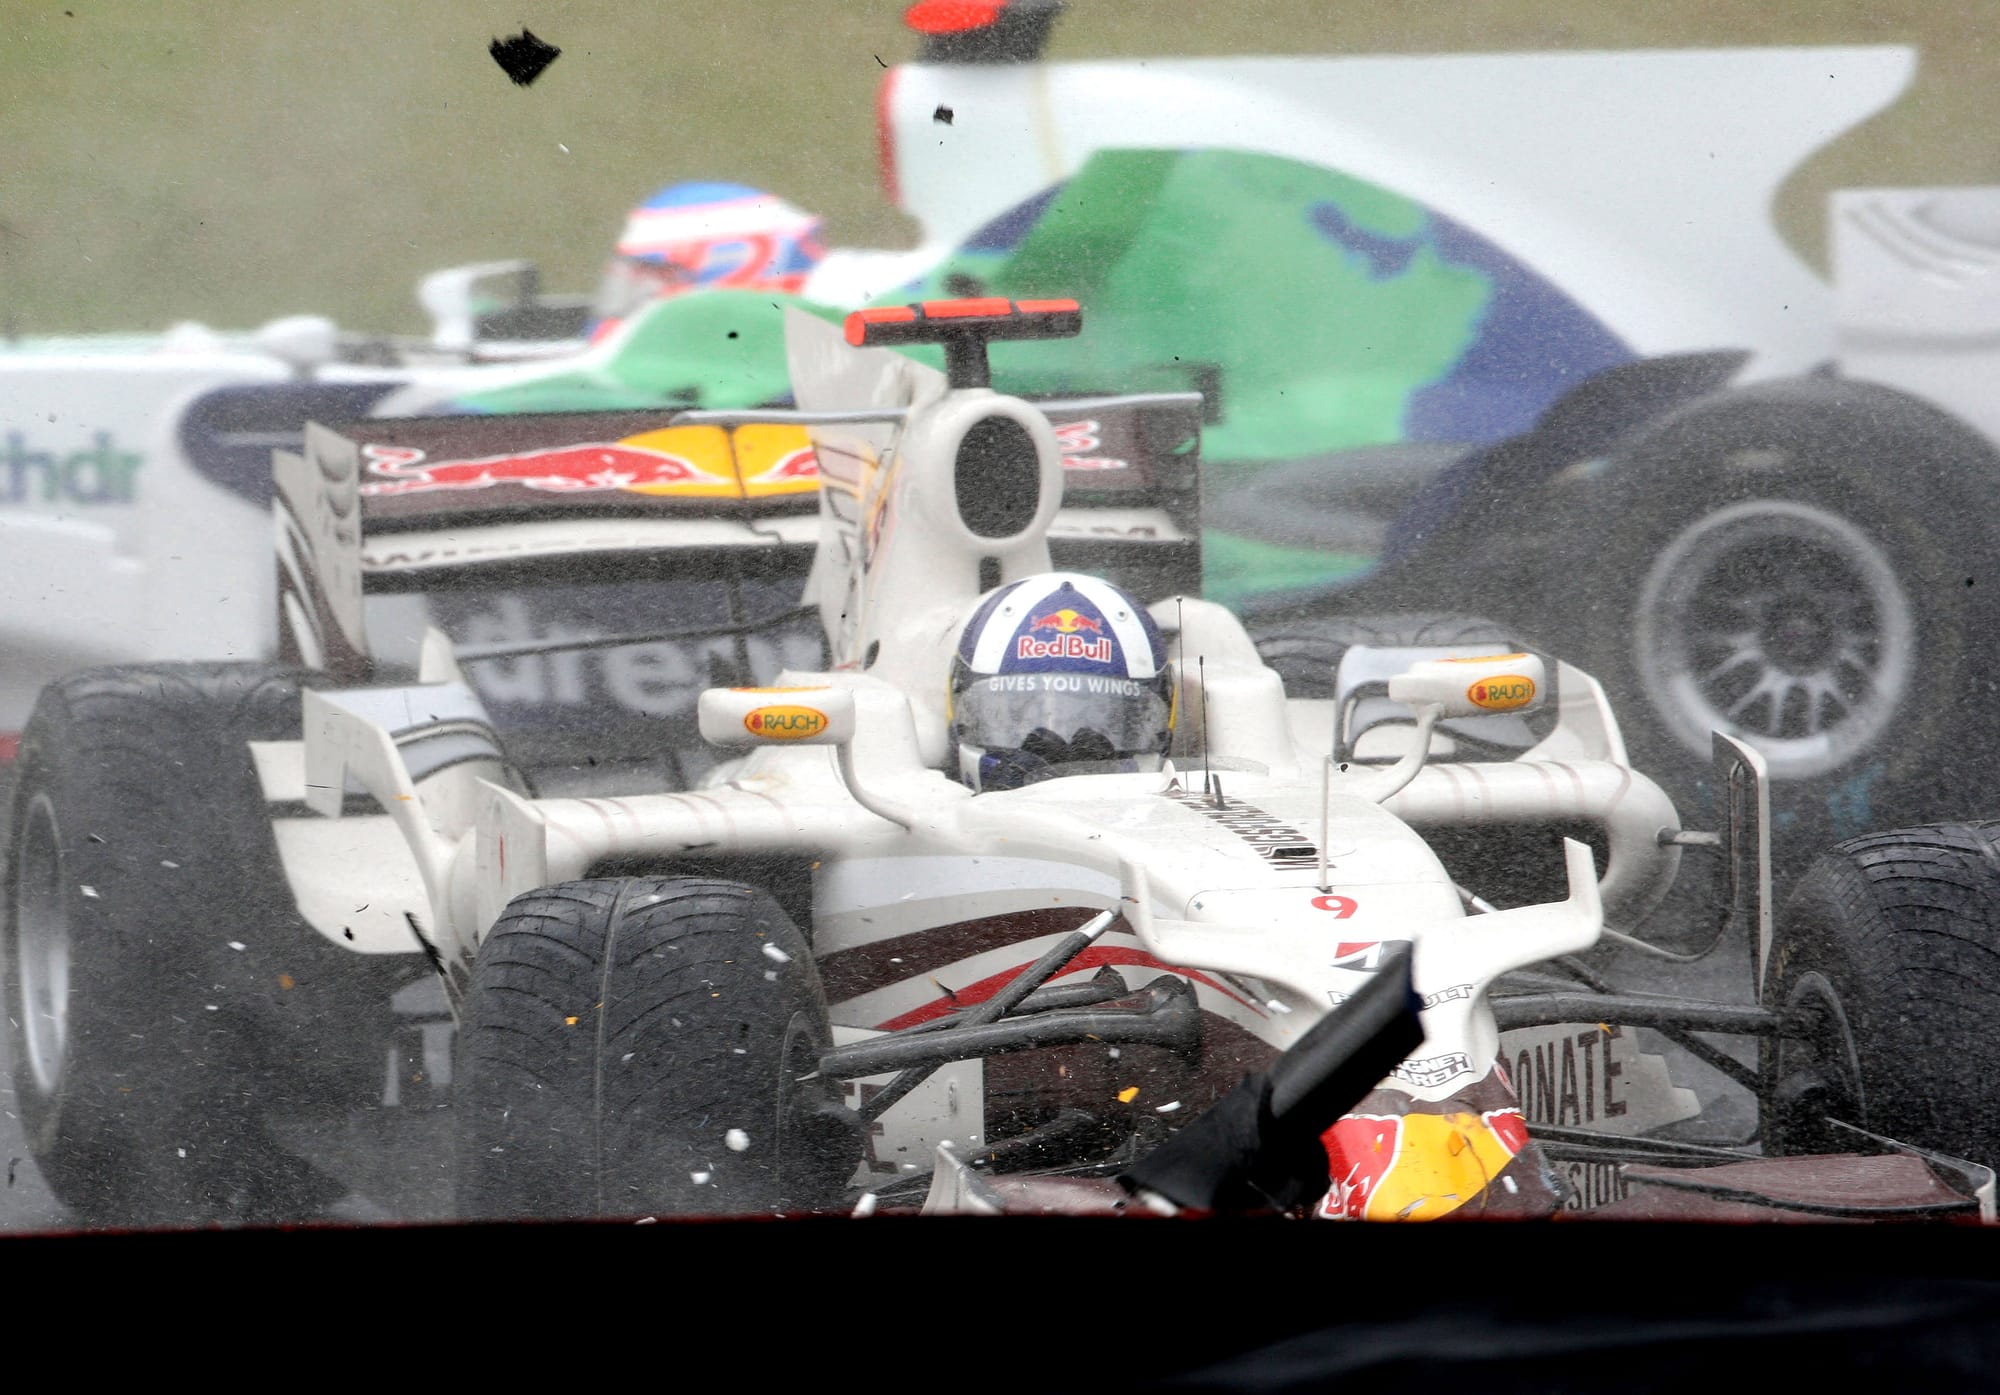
[1016,608,1113,662]
[355,424,819,500]
[749,446,819,483]
[360,441,727,496]
[1318,1107,1532,1221]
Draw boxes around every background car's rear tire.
[3,663,415,1226]
[1762,822,2000,1169]
[1569,398,2000,882]
[453,876,863,1221]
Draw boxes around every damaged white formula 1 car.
[8,300,1999,1226]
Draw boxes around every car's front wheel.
[453,876,863,1221]
[1763,822,2000,1171]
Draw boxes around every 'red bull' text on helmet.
[949,572,1176,792]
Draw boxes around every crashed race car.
[6,299,1998,1226]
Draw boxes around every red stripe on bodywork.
[820,906,1099,1002]
[875,66,903,208]
[0,732,17,763]
[871,945,1263,1032]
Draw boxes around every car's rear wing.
[272,390,1202,680]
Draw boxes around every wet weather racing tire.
[1763,823,2000,1169]
[2,663,414,1227]
[454,877,863,1221]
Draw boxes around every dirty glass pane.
[5,7,2000,1368]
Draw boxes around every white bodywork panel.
[1833,184,2000,445]
[0,356,283,726]
[251,739,434,956]
[885,47,1916,377]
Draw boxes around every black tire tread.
[455,875,855,1221]
[1769,820,2000,1161]
[4,660,414,1225]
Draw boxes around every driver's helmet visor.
[591,255,696,327]
[953,671,1173,758]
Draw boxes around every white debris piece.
[79,886,98,899]
[228,942,246,952]
[161,860,179,869]
[761,943,791,964]
[724,1128,750,1152]
[690,1170,712,1185]
[1155,1101,1182,1113]
[853,1192,879,1218]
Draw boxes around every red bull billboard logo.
[1016,608,1114,662]
[359,441,729,496]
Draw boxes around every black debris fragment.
[933,104,954,125]
[490,29,561,87]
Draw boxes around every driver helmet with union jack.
[587,181,825,342]
[948,572,1176,792]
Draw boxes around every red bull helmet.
[948,572,1176,792]
[587,181,826,342]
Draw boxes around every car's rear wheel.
[1628,499,1917,785]
[453,876,863,1221]
[2,663,414,1226]
[1569,400,1999,879]
[1763,822,2000,1170]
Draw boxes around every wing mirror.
[699,683,922,830]
[698,685,856,747]
[1387,652,1548,719]
[1331,651,1551,816]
